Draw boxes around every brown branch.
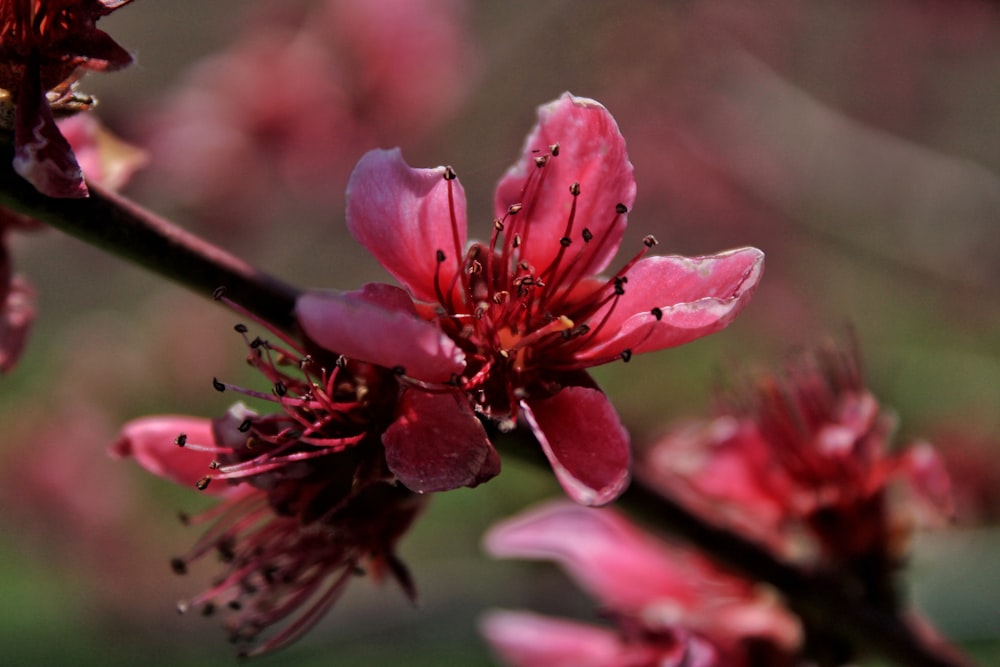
[0,147,974,667]
[0,143,301,332]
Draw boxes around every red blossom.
[112,315,428,656]
[643,343,954,586]
[481,501,800,667]
[0,0,135,197]
[298,93,764,506]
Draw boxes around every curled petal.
[346,148,466,303]
[575,248,764,364]
[484,501,702,612]
[494,93,635,278]
[520,386,630,506]
[382,390,499,493]
[111,415,225,492]
[297,285,465,382]
[480,610,662,667]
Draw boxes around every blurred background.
[2,0,1000,664]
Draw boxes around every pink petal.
[494,93,635,278]
[484,501,700,612]
[111,415,225,492]
[479,610,644,667]
[346,148,466,303]
[897,442,955,522]
[520,385,630,506]
[12,62,88,198]
[574,248,764,364]
[297,284,465,382]
[382,390,499,493]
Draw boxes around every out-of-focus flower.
[0,0,136,197]
[481,501,800,667]
[297,93,764,506]
[643,342,953,601]
[142,0,476,225]
[112,313,434,657]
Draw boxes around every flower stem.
[0,141,302,332]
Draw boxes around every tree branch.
[0,142,301,333]
[0,149,974,667]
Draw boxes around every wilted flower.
[481,501,801,667]
[113,313,431,656]
[297,93,764,506]
[0,0,137,197]
[643,342,953,601]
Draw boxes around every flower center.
[431,145,657,411]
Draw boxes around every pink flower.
[141,0,475,225]
[0,0,137,197]
[481,501,800,667]
[643,343,953,575]
[298,93,764,506]
[112,315,431,657]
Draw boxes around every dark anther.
[550,143,560,156]
[201,602,216,617]
[569,182,581,196]
[209,460,220,470]
[443,165,457,180]
[560,236,572,248]
[643,235,658,247]
[335,355,347,368]
[212,377,226,392]
[535,156,548,168]
[249,337,263,349]
[298,354,313,369]
[238,418,253,433]
[170,558,188,575]
[436,249,446,263]
[274,381,287,397]
[494,219,504,232]
[234,323,248,334]
[614,277,626,296]
[196,476,211,491]
[651,307,663,321]
[616,203,628,215]
[508,203,523,215]
[392,365,406,376]
[582,228,593,243]
[513,234,522,248]
[621,349,633,363]
[174,433,187,447]
[212,286,227,300]
[228,600,242,611]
